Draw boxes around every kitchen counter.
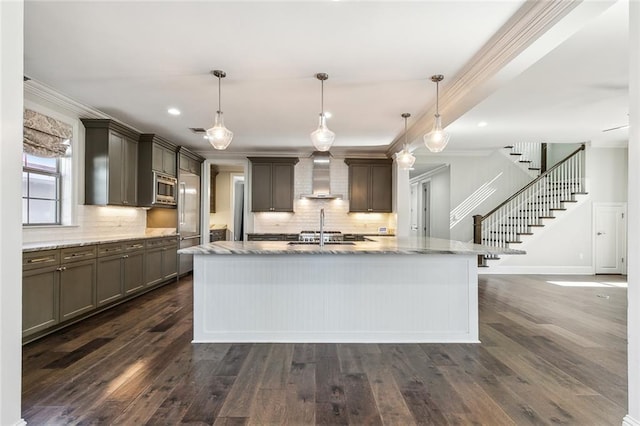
[188,237,523,344]
[179,236,524,256]
[23,232,178,252]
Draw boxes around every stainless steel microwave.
[153,172,177,206]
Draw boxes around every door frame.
[592,202,627,274]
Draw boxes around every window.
[22,153,61,225]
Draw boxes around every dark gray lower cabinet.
[23,265,59,337]
[97,254,124,306]
[146,237,178,286]
[59,258,97,322]
[23,236,177,341]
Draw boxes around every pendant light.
[423,74,450,153]
[206,70,233,150]
[310,73,335,152]
[396,113,416,170]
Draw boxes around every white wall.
[0,1,25,424]
[495,145,628,273]
[413,149,533,242]
[252,157,394,234]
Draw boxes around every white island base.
[192,253,479,343]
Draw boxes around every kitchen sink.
[287,241,356,245]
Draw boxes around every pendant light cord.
[435,80,439,116]
[404,116,408,149]
[321,79,324,116]
[218,75,222,114]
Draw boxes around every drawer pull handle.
[122,254,129,259]
[56,266,66,272]
[27,257,53,264]
[70,252,93,258]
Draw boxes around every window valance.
[23,109,73,158]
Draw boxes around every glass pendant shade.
[396,146,416,170]
[424,114,450,153]
[310,113,335,152]
[207,111,233,150]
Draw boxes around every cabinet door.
[162,244,178,280]
[124,251,145,295]
[23,266,59,337]
[146,248,164,286]
[370,164,392,212]
[163,149,176,176]
[152,144,164,172]
[123,137,138,206]
[60,259,97,321]
[251,163,273,212]
[349,164,370,212]
[97,255,123,307]
[272,163,294,212]
[108,131,124,205]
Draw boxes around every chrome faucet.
[319,208,325,247]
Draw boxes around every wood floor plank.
[260,343,294,390]
[360,352,415,426]
[316,345,350,425]
[217,344,272,418]
[285,361,316,425]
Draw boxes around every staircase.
[503,142,544,178]
[474,144,586,267]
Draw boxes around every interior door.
[594,203,626,274]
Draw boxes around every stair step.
[528,167,541,171]
[573,191,588,195]
[549,208,567,211]
[509,153,523,156]
[539,216,555,219]
[506,241,523,244]
[561,199,578,203]
[517,232,534,236]
[504,145,514,149]
[519,160,532,163]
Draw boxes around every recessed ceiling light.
[168,108,181,116]
[477,121,488,127]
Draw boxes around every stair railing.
[473,144,585,264]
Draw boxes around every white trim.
[24,80,108,121]
[10,420,26,426]
[410,164,450,184]
[623,415,640,426]
[480,266,594,275]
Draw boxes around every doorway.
[593,203,626,274]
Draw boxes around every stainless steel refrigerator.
[178,171,201,275]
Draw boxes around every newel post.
[473,215,484,267]
[473,215,482,244]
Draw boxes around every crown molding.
[23,79,144,133]
[386,0,583,157]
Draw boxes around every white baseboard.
[623,415,640,426]
[12,420,26,426]
[479,265,594,275]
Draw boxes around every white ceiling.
[24,1,628,159]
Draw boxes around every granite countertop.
[179,236,525,256]
[23,232,179,252]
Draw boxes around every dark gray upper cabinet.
[249,157,299,212]
[138,134,178,208]
[344,158,393,213]
[140,134,177,177]
[82,119,139,206]
[179,149,203,176]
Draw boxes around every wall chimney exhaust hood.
[300,151,343,199]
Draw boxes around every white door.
[594,203,626,274]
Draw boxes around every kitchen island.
[179,237,523,343]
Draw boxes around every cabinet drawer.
[98,243,124,257]
[61,245,97,263]
[124,240,146,252]
[146,237,176,248]
[23,250,60,271]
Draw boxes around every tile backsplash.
[252,157,394,234]
[22,205,148,243]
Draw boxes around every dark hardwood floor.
[22,274,628,425]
